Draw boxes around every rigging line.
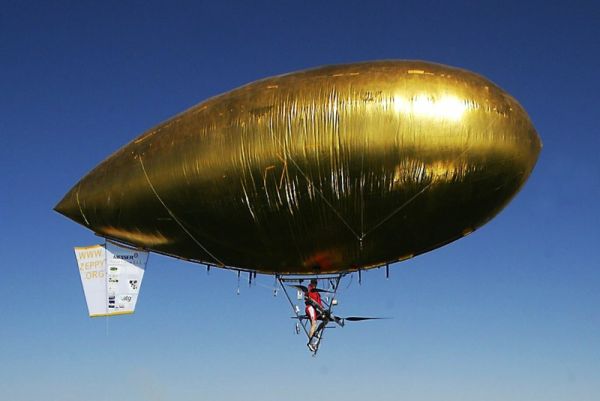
[360,136,366,238]
[138,155,226,267]
[364,146,472,238]
[290,154,361,240]
[269,125,361,241]
[310,275,345,356]
[345,273,354,289]
[245,277,280,292]
[364,182,434,237]
[325,274,343,318]
[278,277,311,340]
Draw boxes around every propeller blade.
[288,285,333,294]
[288,284,308,293]
[343,316,389,322]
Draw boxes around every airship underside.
[55,61,541,274]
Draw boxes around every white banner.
[74,245,106,316]
[105,241,147,316]
[74,241,148,317]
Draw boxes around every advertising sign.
[74,241,148,317]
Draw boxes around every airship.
[55,60,541,276]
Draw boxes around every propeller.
[288,284,334,293]
[343,316,389,322]
[289,284,307,292]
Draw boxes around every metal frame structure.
[277,273,347,355]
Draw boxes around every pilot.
[305,279,324,342]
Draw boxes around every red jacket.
[306,284,323,308]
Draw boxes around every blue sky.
[1,1,599,400]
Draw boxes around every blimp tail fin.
[74,240,148,318]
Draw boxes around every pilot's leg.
[307,306,317,338]
[315,320,325,338]
[310,320,318,338]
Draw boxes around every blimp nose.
[54,185,86,226]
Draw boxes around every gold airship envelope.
[55,60,541,275]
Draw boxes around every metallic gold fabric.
[55,60,541,274]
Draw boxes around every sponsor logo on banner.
[112,252,144,266]
[75,242,148,317]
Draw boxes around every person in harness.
[305,279,324,351]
